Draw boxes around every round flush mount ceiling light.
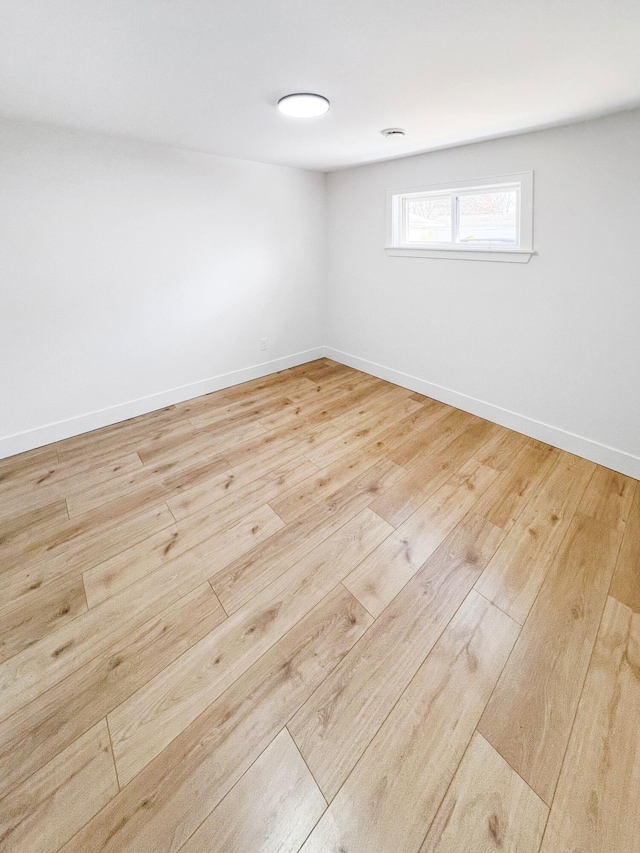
[277,93,330,118]
[381,127,406,138]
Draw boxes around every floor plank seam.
[285,724,329,809]
[4,362,638,852]
[105,714,122,792]
[105,580,354,788]
[164,499,178,524]
[297,585,476,807]
[473,586,522,625]
[539,521,630,815]
[208,580,230,617]
[174,724,295,853]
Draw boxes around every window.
[386,172,534,262]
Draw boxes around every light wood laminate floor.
[0,359,638,853]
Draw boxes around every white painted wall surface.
[325,110,640,477]
[0,120,325,456]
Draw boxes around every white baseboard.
[0,347,325,460]
[325,347,640,480]
[4,344,638,480]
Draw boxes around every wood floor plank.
[474,453,595,624]
[59,586,371,853]
[0,574,87,664]
[166,451,318,521]
[0,446,58,484]
[82,502,282,607]
[539,596,640,853]
[0,499,68,551]
[187,394,292,430]
[210,458,404,613]
[284,372,380,406]
[2,479,175,575]
[255,375,381,432]
[55,406,183,463]
[64,451,229,518]
[472,426,531,471]
[371,417,499,527]
[2,500,175,605]
[269,448,393,524]
[386,405,469,469]
[609,481,640,612]
[304,399,424,469]
[137,419,270,468]
[577,464,636,530]
[0,502,270,720]
[1,362,636,849]
[160,453,231,493]
[473,439,558,531]
[479,512,623,805]
[0,453,144,520]
[0,583,224,801]
[309,382,418,436]
[179,729,326,853]
[289,511,507,800]
[0,720,118,853]
[221,420,339,470]
[108,508,391,786]
[298,591,520,853]
[421,731,548,853]
[343,458,499,616]
[328,400,456,479]
[216,372,317,405]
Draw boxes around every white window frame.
[386,171,535,263]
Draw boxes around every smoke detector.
[381,128,406,138]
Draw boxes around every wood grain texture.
[82,500,284,607]
[578,464,635,530]
[609,480,640,612]
[0,574,87,664]
[0,360,635,852]
[343,458,499,616]
[0,583,224,801]
[180,729,326,853]
[166,453,318,521]
[299,591,520,853]
[210,458,404,613]
[475,453,595,623]
[539,596,640,853]
[421,732,548,853]
[473,439,558,531]
[108,509,390,785]
[0,510,258,721]
[479,512,623,804]
[59,586,371,853]
[372,417,499,527]
[289,511,507,800]
[2,499,175,604]
[0,720,118,853]
[471,427,531,471]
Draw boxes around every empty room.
[1,1,639,851]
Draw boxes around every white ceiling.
[1,0,639,171]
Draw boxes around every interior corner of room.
[2,108,639,478]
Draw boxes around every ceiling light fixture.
[277,93,330,118]
[381,127,406,138]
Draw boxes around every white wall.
[325,109,640,478]
[2,111,639,476]
[0,120,325,457]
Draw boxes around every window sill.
[385,246,536,264]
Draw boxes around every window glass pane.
[406,195,451,243]
[457,190,517,244]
